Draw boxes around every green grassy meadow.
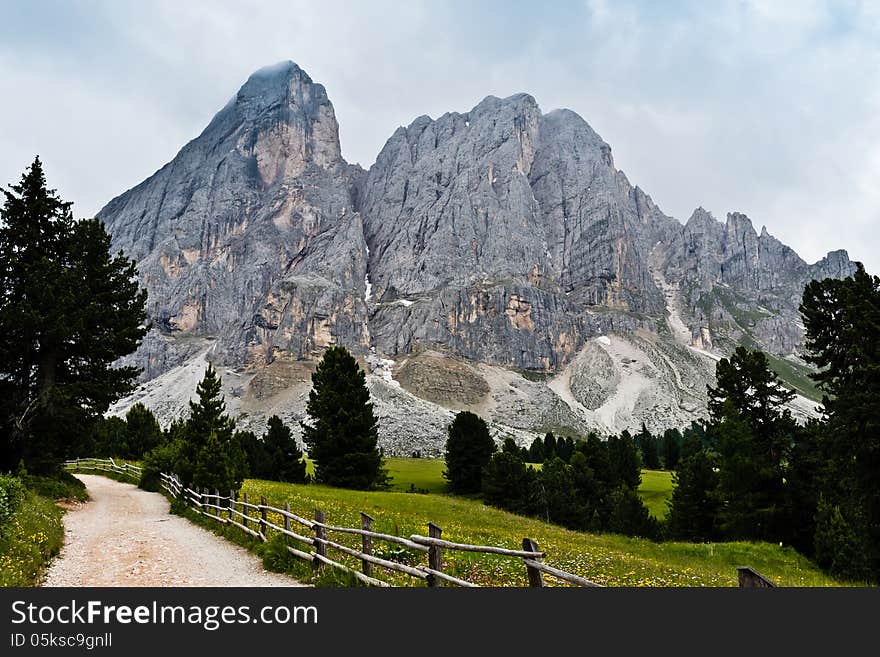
[239,475,840,587]
[638,469,674,519]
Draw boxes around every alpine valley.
[102,61,855,455]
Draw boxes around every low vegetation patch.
[0,485,65,587]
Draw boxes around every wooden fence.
[157,471,599,588]
[66,458,777,588]
[65,457,142,481]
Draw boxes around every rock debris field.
[42,474,303,587]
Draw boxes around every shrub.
[0,473,25,536]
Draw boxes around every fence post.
[427,522,443,587]
[214,489,220,519]
[259,496,268,541]
[243,492,249,531]
[228,490,235,522]
[522,538,545,588]
[737,566,777,587]
[284,503,292,545]
[314,509,327,570]
[360,512,375,577]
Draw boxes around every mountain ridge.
[99,60,855,452]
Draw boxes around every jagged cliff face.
[99,62,367,379]
[101,61,857,452]
[359,95,674,372]
[657,208,856,355]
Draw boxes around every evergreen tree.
[301,346,386,490]
[263,415,307,483]
[535,457,587,530]
[91,416,128,458]
[238,430,271,479]
[527,436,545,463]
[124,403,162,459]
[175,365,246,492]
[569,451,612,531]
[801,263,880,580]
[607,431,642,490]
[608,485,660,540]
[543,432,557,460]
[575,433,610,477]
[666,448,721,541]
[0,158,147,472]
[556,436,574,462]
[635,423,661,470]
[443,411,496,494]
[784,420,827,556]
[661,428,682,470]
[482,450,535,514]
[708,348,796,541]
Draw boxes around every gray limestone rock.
[100,61,860,453]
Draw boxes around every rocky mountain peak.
[685,207,717,229]
[101,61,859,453]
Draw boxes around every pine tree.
[636,423,661,470]
[125,403,162,459]
[536,457,587,530]
[301,346,386,490]
[666,448,721,541]
[607,431,642,490]
[801,263,880,580]
[0,158,147,472]
[264,415,307,483]
[175,365,246,491]
[482,450,535,514]
[443,411,496,494]
[707,348,796,541]
[661,428,682,470]
[543,432,557,460]
[237,430,270,479]
[527,436,545,463]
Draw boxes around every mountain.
[101,61,856,453]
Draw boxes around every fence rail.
[65,458,776,589]
[152,470,602,588]
[65,457,142,481]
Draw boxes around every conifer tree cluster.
[481,429,659,539]
[0,158,147,473]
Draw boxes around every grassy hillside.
[384,458,447,493]
[240,477,840,587]
[639,470,674,519]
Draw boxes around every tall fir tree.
[607,431,642,490]
[801,263,880,581]
[0,158,147,472]
[635,423,661,470]
[666,448,721,541]
[707,348,796,541]
[124,403,162,459]
[443,411,496,494]
[301,346,386,490]
[263,415,307,483]
[175,365,246,492]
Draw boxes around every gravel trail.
[42,474,303,587]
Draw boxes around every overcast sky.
[1,0,878,272]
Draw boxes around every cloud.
[1,0,877,273]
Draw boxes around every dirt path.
[42,474,303,587]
